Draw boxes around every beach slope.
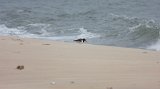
[0,36,160,89]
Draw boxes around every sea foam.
[147,40,160,51]
[77,28,100,39]
[0,24,26,36]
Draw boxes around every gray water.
[0,0,160,50]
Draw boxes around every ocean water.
[0,0,160,50]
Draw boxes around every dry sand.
[0,36,160,89]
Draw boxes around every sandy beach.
[0,36,160,89]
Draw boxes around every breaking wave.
[106,13,160,50]
[0,24,26,36]
[0,24,100,41]
[147,40,160,51]
[77,28,100,39]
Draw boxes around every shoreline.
[0,36,160,89]
[1,35,157,51]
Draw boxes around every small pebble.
[51,81,56,85]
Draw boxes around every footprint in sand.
[70,81,75,84]
[19,43,23,45]
[11,38,24,42]
[142,51,148,54]
[14,51,21,54]
[42,44,51,45]
[106,87,113,89]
